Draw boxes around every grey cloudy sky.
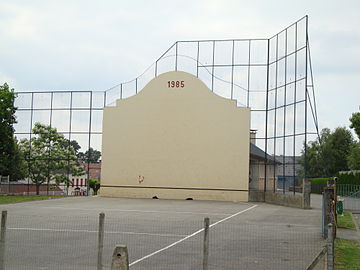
[0,0,359,133]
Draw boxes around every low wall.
[0,184,63,195]
[249,190,309,209]
[248,190,265,202]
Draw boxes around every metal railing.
[337,184,360,198]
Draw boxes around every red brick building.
[81,163,101,180]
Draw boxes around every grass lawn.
[335,238,360,270]
[337,212,356,230]
[0,195,64,204]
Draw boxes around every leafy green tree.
[0,83,26,180]
[89,178,100,195]
[9,138,27,181]
[321,127,354,175]
[347,143,360,170]
[78,147,101,163]
[61,139,81,154]
[350,112,360,140]
[298,129,328,178]
[19,123,84,195]
[299,127,354,177]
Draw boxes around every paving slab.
[337,228,360,242]
[353,213,360,229]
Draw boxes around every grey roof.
[250,143,280,163]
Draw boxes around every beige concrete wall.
[101,71,250,201]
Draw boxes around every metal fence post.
[322,192,327,238]
[7,177,10,195]
[203,217,210,270]
[97,212,105,270]
[111,245,129,270]
[0,210,8,270]
[326,223,334,270]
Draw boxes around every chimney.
[250,129,257,145]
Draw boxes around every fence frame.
[13,16,319,198]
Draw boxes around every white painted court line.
[7,227,187,238]
[11,206,231,216]
[129,204,258,267]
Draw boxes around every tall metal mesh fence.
[13,16,319,195]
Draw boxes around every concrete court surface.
[1,196,325,270]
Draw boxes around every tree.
[347,143,360,170]
[61,139,81,154]
[78,147,101,163]
[298,128,329,178]
[321,127,354,175]
[9,138,27,181]
[0,83,26,180]
[350,112,360,140]
[89,178,100,195]
[19,123,84,195]
[299,127,354,177]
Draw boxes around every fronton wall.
[101,71,250,202]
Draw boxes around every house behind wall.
[249,131,279,192]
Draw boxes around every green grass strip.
[0,195,64,204]
[338,212,356,230]
[335,238,360,270]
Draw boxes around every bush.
[89,179,100,195]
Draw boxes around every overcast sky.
[0,0,359,134]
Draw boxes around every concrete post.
[203,217,210,270]
[111,246,129,270]
[333,177,338,237]
[0,210,7,270]
[97,212,105,270]
[323,184,335,239]
[326,223,334,270]
[303,178,311,209]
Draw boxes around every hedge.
[336,172,360,185]
[309,172,360,194]
[309,173,360,185]
[309,177,332,184]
